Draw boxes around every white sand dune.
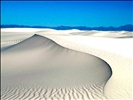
[1,34,111,100]
[1,28,55,32]
[1,28,133,100]
[43,33,132,99]
[70,30,133,38]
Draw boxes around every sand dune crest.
[1,34,112,99]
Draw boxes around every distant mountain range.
[1,24,133,31]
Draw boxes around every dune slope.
[1,34,112,100]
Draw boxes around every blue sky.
[1,1,133,27]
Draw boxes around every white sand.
[70,30,133,38]
[1,28,133,100]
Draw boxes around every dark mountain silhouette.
[117,24,133,31]
[1,24,133,31]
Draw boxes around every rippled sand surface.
[1,28,132,100]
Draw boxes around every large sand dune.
[1,28,133,100]
[1,34,112,100]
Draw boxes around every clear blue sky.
[1,1,133,27]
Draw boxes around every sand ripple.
[1,34,112,100]
[1,84,106,100]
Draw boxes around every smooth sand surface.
[1,28,133,100]
[70,30,133,38]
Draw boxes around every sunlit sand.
[1,28,132,100]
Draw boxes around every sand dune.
[1,28,54,32]
[70,30,133,38]
[1,34,112,100]
[1,28,132,100]
[42,33,132,99]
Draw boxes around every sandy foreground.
[1,28,133,100]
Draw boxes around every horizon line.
[1,24,133,28]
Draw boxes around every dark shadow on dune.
[1,34,112,99]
